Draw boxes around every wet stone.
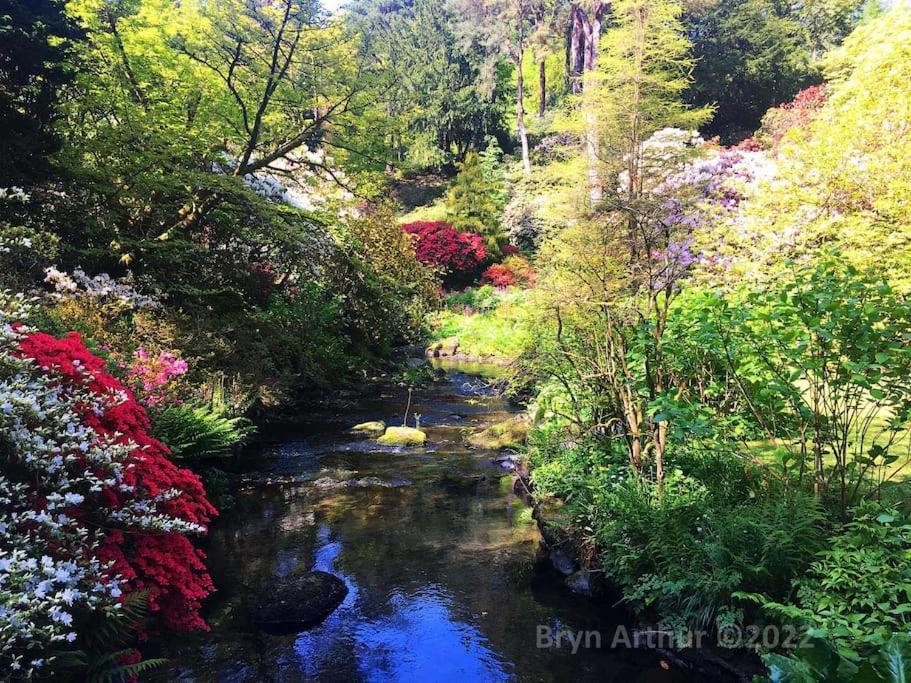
[254,571,348,635]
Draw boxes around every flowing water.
[159,362,695,682]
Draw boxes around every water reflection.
[159,371,689,682]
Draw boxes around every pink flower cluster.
[125,348,189,407]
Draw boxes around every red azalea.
[402,221,487,273]
[18,331,216,633]
[480,264,518,288]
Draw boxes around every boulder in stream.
[377,425,427,446]
[467,415,529,450]
[426,337,460,357]
[254,571,348,635]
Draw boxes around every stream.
[159,362,695,682]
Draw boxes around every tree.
[0,0,81,183]
[446,151,507,257]
[526,0,569,118]
[348,0,507,168]
[683,0,865,141]
[453,0,540,174]
[566,1,607,94]
[538,0,709,487]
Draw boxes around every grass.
[428,286,534,359]
[398,197,448,224]
[748,412,911,483]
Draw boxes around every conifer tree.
[446,151,507,258]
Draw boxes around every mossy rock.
[467,415,528,450]
[426,337,460,357]
[377,426,427,446]
[350,420,386,435]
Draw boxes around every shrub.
[480,264,517,288]
[756,85,828,148]
[0,294,215,676]
[480,255,535,289]
[122,347,189,408]
[402,221,487,282]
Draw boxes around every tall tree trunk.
[579,2,606,205]
[568,5,584,94]
[537,59,547,118]
[516,53,532,175]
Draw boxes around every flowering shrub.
[44,267,160,311]
[480,255,536,289]
[480,264,517,288]
[757,85,828,149]
[0,293,215,674]
[402,221,487,275]
[123,348,189,408]
[647,143,774,290]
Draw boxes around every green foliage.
[51,592,167,682]
[444,284,501,313]
[531,434,825,629]
[761,634,911,683]
[745,505,911,680]
[430,286,533,359]
[152,403,253,461]
[445,151,508,258]
[684,257,911,512]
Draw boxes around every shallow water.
[159,369,694,682]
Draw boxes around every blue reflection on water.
[295,525,511,681]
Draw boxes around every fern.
[51,591,168,681]
[153,402,254,461]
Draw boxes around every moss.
[350,420,386,435]
[377,426,427,446]
[467,415,528,450]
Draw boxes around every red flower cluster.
[402,221,487,273]
[760,85,828,148]
[480,255,536,289]
[18,332,216,632]
[480,264,517,288]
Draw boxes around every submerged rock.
[565,569,595,596]
[311,477,346,490]
[345,476,411,488]
[377,425,427,446]
[467,415,529,450]
[549,548,578,577]
[350,420,386,435]
[254,571,348,635]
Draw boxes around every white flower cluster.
[0,293,194,675]
[0,187,30,204]
[43,267,160,310]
